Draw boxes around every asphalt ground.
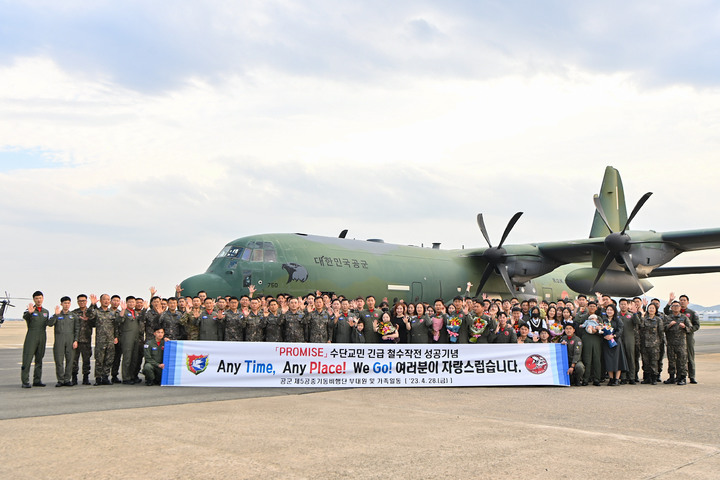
[1,321,719,479]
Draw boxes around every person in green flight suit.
[21,291,50,388]
[143,327,166,386]
[48,296,80,387]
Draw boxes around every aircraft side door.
[411,282,423,303]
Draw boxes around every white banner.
[162,341,570,387]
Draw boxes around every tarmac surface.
[1,321,719,479]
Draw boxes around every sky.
[2,0,720,312]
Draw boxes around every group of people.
[19,285,700,388]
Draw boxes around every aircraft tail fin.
[590,166,627,238]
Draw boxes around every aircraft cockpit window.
[263,242,277,263]
[226,247,242,258]
[241,248,252,261]
[215,246,232,259]
[250,248,263,262]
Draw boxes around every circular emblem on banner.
[525,354,548,375]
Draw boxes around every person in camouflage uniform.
[130,297,147,382]
[222,296,244,341]
[72,294,94,385]
[282,297,307,342]
[263,299,283,342]
[243,298,267,342]
[117,296,142,384]
[308,297,333,343]
[664,301,693,385]
[639,303,664,385]
[89,294,119,386]
[180,297,202,340]
[160,297,184,340]
[48,296,80,387]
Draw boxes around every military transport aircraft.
[179,166,720,303]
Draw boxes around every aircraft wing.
[535,239,605,264]
[648,266,720,277]
[660,228,720,251]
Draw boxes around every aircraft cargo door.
[411,282,423,303]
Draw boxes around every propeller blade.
[474,264,495,297]
[498,212,523,248]
[621,192,653,234]
[619,251,645,294]
[476,214,493,247]
[497,265,516,295]
[593,194,614,233]
[591,251,617,291]
[338,229,348,239]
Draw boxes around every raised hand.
[90,294,98,305]
[248,285,256,297]
[27,303,35,313]
[149,286,158,297]
[175,284,183,295]
[55,306,61,315]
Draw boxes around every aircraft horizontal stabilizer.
[647,266,720,278]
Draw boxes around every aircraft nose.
[179,273,233,298]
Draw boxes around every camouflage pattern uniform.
[180,310,200,340]
[117,308,141,382]
[48,310,80,384]
[142,337,165,385]
[222,309,244,341]
[638,314,664,381]
[143,308,163,342]
[664,313,692,380]
[358,308,382,343]
[308,309,333,343]
[90,305,119,381]
[264,312,283,342]
[243,311,266,342]
[681,308,700,379]
[71,306,94,381]
[283,310,307,342]
[160,309,184,340]
[21,307,50,386]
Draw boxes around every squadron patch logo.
[525,354,548,375]
[186,354,209,375]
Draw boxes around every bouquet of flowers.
[599,324,617,348]
[446,316,462,343]
[549,322,564,337]
[432,316,444,341]
[469,317,487,343]
[378,321,396,336]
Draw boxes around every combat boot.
[101,376,112,385]
[82,374,90,385]
[677,377,687,385]
[72,374,78,385]
[663,375,676,384]
[111,375,121,384]
[94,377,102,386]
[689,378,698,384]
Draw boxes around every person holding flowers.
[374,312,399,343]
[468,302,495,343]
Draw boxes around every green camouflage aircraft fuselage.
[180,234,580,302]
